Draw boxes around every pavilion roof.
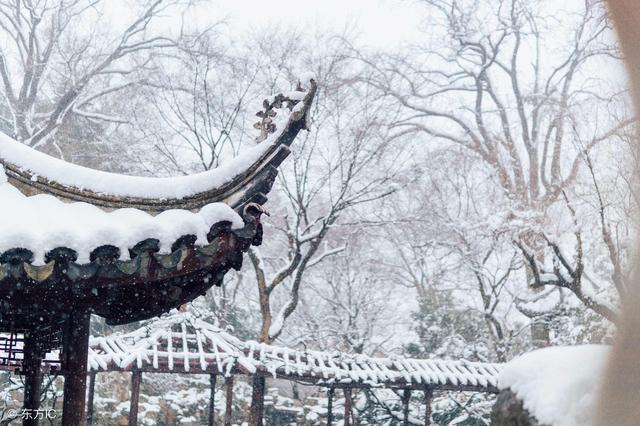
[0,79,316,212]
[87,312,502,392]
[0,79,317,330]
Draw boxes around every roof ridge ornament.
[254,78,315,143]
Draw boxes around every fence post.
[344,388,353,426]
[86,372,97,426]
[224,377,234,426]
[208,374,216,426]
[402,389,411,425]
[128,370,142,426]
[250,376,266,426]
[424,388,433,426]
[327,387,334,426]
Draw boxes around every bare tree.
[134,31,257,176]
[0,0,190,152]
[361,0,629,210]
[287,245,398,355]
[516,133,636,323]
[141,29,409,346]
[355,0,632,321]
[248,82,401,344]
[381,148,524,361]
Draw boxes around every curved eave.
[0,80,316,332]
[1,80,317,213]
[0,214,262,327]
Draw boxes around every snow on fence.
[86,312,501,425]
[0,311,501,425]
[88,311,502,392]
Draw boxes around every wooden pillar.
[402,389,411,426]
[22,334,42,426]
[208,374,216,426]
[86,372,96,426]
[224,377,234,426]
[424,388,433,426]
[249,376,266,426]
[326,387,334,426]
[344,388,353,426]
[61,311,91,426]
[128,370,142,426]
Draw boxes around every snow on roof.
[0,129,273,199]
[0,79,317,264]
[0,165,243,265]
[0,84,314,202]
[87,312,502,391]
[498,345,609,426]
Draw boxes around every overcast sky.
[209,0,427,48]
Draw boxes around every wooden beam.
[86,372,96,426]
[224,377,234,426]
[424,388,433,426]
[249,376,265,426]
[61,311,91,426]
[128,370,142,426]
[208,374,216,426]
[344,388,353,426]
[22,334,42,426]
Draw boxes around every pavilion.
[0,78,317,425]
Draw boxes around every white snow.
[298,71,317,87]
[87,311,502,390]
[498,345,610,426]
[0,165,244,265]
[267,305,286,339]
[0,81,316,263]
[0,94,299,200]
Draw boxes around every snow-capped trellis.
[82,311,501,426]
[0,310,501,425]
[87,311,501,391]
